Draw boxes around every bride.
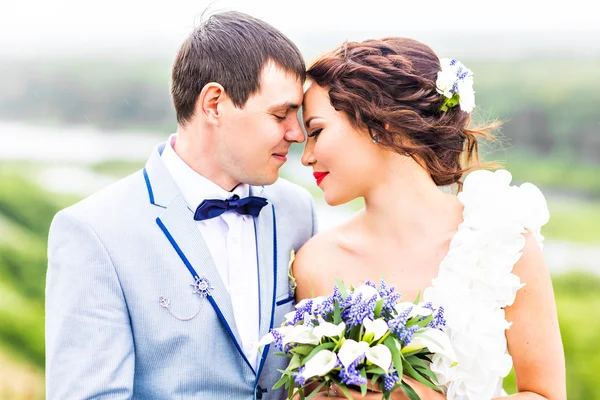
[292,37,566,399]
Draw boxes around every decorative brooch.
[191,276,214,298]
[159,276,213,321]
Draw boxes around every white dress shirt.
[161,134,260,370]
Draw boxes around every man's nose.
[286,115,305,143]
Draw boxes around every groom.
[46,11,316,399]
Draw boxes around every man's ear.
[196,82,226,126]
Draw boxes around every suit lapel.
[252,186,278,378]
[145,145,254,374]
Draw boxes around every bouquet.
[258,280,457,400]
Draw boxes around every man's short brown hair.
[171,10,306,126]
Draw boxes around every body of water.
[1,121,598,274]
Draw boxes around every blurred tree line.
[0,57,599,161]
[0,55,599,398]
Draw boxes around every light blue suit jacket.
[46,144,317,399]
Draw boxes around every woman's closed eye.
[273,114,287,122]
[307,128,322,138]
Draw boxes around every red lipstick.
[313,171,329,186]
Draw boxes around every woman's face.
[301,83,386,206]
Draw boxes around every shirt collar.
[161,134,249,211]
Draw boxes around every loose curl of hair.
[306,37,499,190]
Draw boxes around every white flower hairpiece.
[435,58,475,113]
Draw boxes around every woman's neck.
[361,156,463,240]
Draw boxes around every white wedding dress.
[423,169,550,399]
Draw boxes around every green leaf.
[334,299,341,325]
[302,342,336,365]
[360,368,368,396]
[349,325,361,342]
[305,381,328,399]
[365,366,387,375]
[272,374,290,390]
[400,381,421,400]
[405,355,428,370]
[413,291,421,305]
[371,373,381,392]
[335,279,349,299]
[374,298,384,318]
[403,357,441,392]
[415,364,439,384]
[292,345,315,356]
[288,353,301,371]
[383,336,403,378]
[335,383,355,400]
[274,351,293,358]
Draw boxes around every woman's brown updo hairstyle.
[306,37,498,190]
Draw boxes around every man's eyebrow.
[269,101,300,111]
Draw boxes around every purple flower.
[271,329,284,351]
[397,325,419,346]
[428,306,447,329]
[378,279,402,314]
[339,355,367,386]
[294,366,306,387]
[341,293,377,328]
[383,370,399,391]
[290,299,313,325]
[388,307,411,335]
[315,295,335,317]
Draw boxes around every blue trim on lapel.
[143,168,155,205]
[156,217,256,375]
[275,296,294,306]
[255,205,277,386]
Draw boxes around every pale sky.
[1,0,599,57]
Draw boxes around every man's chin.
[245,171,279,187]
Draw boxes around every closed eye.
[307,128,322,138]
[273,114,286,121]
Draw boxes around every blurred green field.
[1,55,599,398]
[1,166,599,398]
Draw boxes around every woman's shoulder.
[293,227,343,273]
[292,220,362,297]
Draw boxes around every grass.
[0,163,598,398]
[502,270,600,398]
[545,199,600,245]
[89,159,144,178]
[498,151,600,198]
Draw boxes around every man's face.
[217,62,305,187]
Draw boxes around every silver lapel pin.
[191,276,214,298]
[159,296,201,321]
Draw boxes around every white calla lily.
[365,344,393,372]
[295,298,311,310]
[352,284,380,302]
[284,311,296,325]
[282,325,320,346]
[402,327,457,362]
[394,302,433,319]
[257,332,274,348]
[302,349,338,379]
[338,339,370,368]
[313,316,345,339]
[363,318,389,342]
[295,296,327,313]
[257,325,294,348]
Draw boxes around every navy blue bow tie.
[193,194,268,221]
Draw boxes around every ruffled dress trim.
[423,169,549,399]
